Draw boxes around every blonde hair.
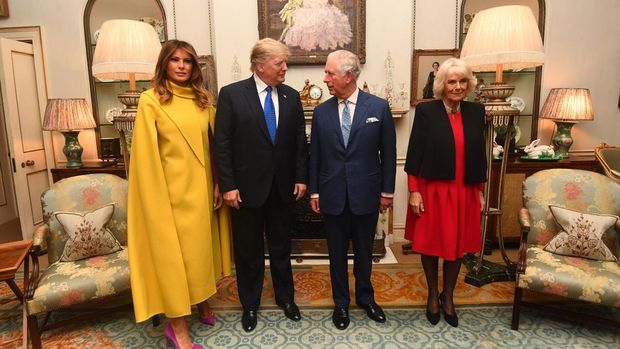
[432,58,477,99]
[152,40,212,109]
[250,38,290,72]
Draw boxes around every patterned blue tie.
[341,100,351,147]
[264,86,277,144]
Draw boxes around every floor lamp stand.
[113,89,139,178]
[464,81,518,287]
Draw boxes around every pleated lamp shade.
[540,88,594,122]
[42,98,96,131]
[92,19,161,81]
[460,5,544,72]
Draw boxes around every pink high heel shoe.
[200,312,217,326]
[164,323,204,349]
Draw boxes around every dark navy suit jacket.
[309,89,396,215]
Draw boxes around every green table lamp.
[42,98,96,168]
[540,88,594,158]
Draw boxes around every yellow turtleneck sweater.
[128,82,231,322]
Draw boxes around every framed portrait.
[0,0,8,17]
[410,49,460,106]
[198,55,218,103]
[258,0,366,65]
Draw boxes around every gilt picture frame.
[0,0,8,17]
[198,55,218,103]
[258,0,366,65]
[410,49,460,106]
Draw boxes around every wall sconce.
[540,88,594,158]
[43,98,96,168]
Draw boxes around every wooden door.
[0,38,51,239]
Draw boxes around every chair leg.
[152,314,160,327]
[27,314,42,349]
[511,287,523,330]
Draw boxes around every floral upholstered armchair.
[25,174,136,349]
[511,169,620,330]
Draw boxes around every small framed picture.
[0,0,8,17]
[410,49,460,106]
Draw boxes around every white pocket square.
[366,117,379,124]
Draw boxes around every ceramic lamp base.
[552,121,576,158]
[62,131,84,168]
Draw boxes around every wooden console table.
[489,155,601,242]
[51,162,126,183]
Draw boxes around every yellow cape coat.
[128,83,231,323]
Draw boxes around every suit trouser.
[230,183,295,311]
[323,200,379,308]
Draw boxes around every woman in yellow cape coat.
[127,40,231,347]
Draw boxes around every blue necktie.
[341,100,351,147]
[264,86,277,144]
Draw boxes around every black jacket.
[214,76,308,207]
[404,99,487,184]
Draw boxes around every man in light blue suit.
[309,50,396,330]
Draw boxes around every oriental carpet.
[1,263,618,348]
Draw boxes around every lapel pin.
[283,94,287,99]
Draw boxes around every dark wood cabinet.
[51,162,126,183]
[489,155,601,242]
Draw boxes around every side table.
[0,240,32,349]
[0,240,32,301]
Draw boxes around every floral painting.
[258,0,366,65]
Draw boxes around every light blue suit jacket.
[309,89,396,215]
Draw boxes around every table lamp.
[539,88,593,158]
[461,5,544,120]
[91,19,161,170]
[459,5,545,284]
[43,99,96,168]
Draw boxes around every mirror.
[459,0,545,146]
[84,0,167,157]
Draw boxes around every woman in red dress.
[404,58,487,327]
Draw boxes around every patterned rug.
[1,263,619,348]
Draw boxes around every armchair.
[595,143,620,184]
[25,174,156,349]
[511,169,620,330]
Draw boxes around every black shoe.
[425,310,440,325]
[425,294,440,325]
[241,310,257,332]
[439,293,458,327]
[332,306,350,330]
[359,302,386,323]
[280,302,301,322]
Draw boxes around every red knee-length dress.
[404,110,483,261]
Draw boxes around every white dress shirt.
[254,74,280,126]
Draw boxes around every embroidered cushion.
[55,203,123,262]
[543,205,618,262]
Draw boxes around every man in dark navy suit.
[215,38,308,332]
[309,50,396,330]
